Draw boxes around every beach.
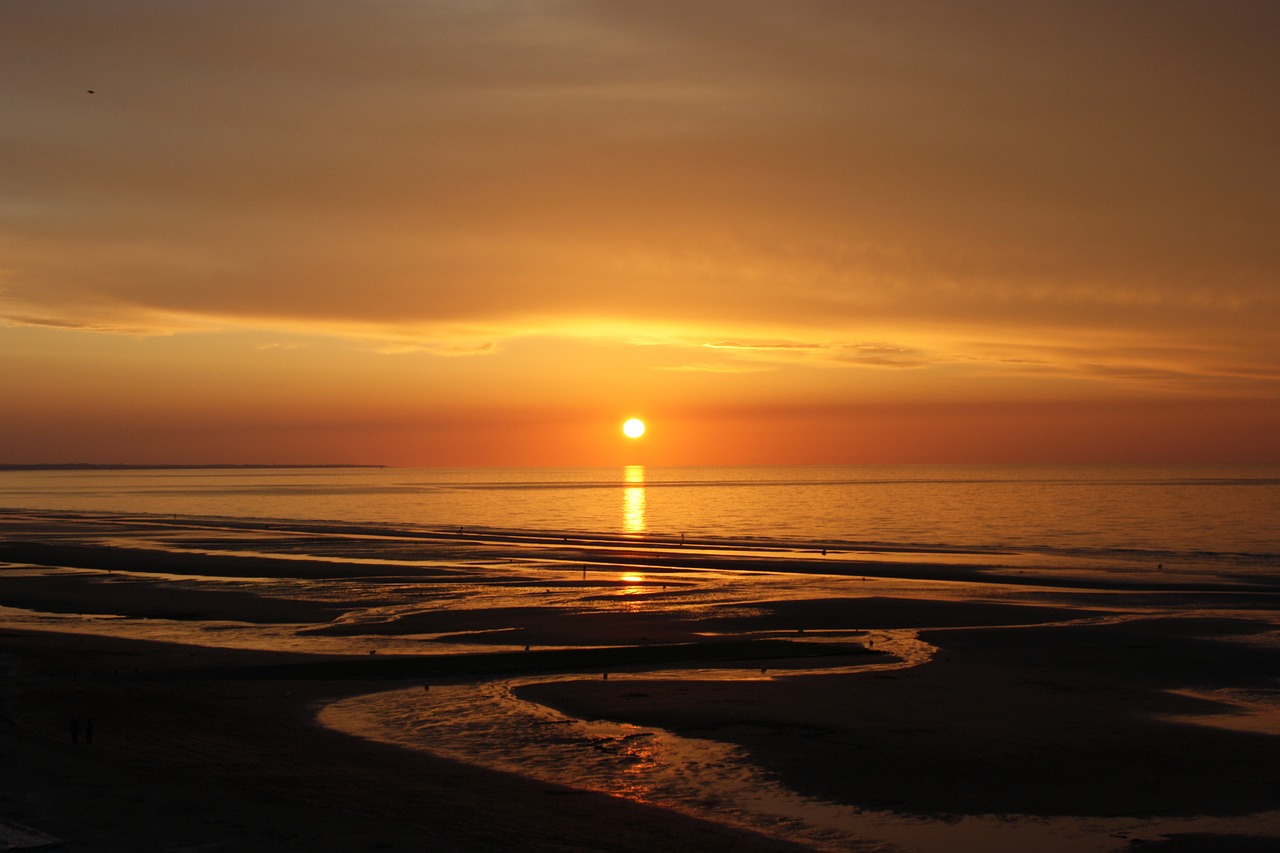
[3,630,823,853]
[3,509,1280,851]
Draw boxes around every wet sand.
[519,616,1280,819]
[2,631,817,852]
[3,509,1280,851]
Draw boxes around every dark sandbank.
[1128,835,1280,852]
[0,570,344,623]
[0,540,465,580]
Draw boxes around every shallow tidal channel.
[317,634,1278,853]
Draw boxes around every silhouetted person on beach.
[68,716,80,745]
[85,718,94,744]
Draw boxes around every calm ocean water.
[1,464,1277,569]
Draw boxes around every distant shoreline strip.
[0,463,385,471]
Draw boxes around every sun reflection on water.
[622,464,646,534]
[616,572,649,599]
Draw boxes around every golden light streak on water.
[623,464,646,533]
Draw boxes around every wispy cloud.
[657,362,772,374]
[0,312,182,336]
[703,338,931,369]
[2,314,95,331]
[368,339,499,357]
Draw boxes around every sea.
[4,463,1280,851]
[0,462,1277,574]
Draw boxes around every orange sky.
[3,2,1278,466]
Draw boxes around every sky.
[3,0,1278,467]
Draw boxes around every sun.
[622,418,646,439]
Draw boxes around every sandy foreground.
[3,631,823,853]
[2,510,1280,852]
